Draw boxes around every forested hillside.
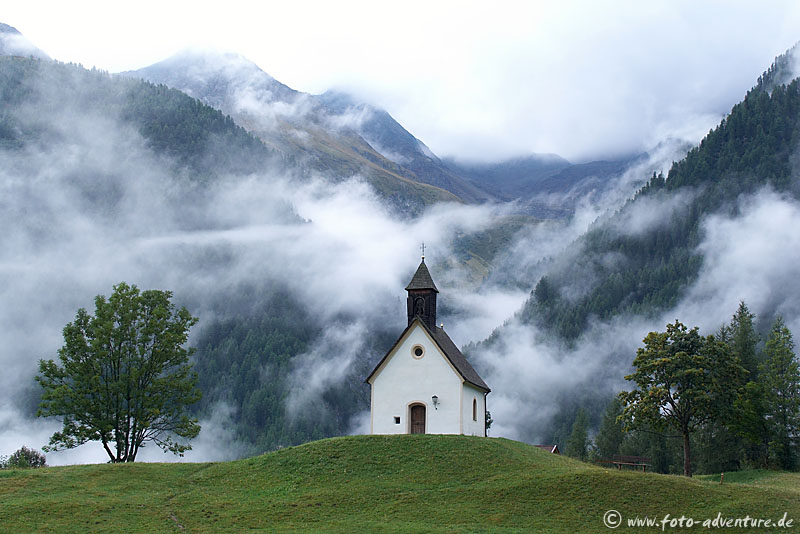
[128,52,469,212]
[190,287,396,455]
[472,47,800,474]
[523,68,800,340]
[0,56,360,455]
[0,57,273,181]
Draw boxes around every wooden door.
[410,404,426,434]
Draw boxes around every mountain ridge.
[5,22,800,464]
[126,49,646,213]
[125,51,479,209]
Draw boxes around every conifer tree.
[700,302,760,471]
[592,398,626,461]
[761,316,800,470]
[564,408,590,461]
[733,380,771,467]
[730,302,760,377]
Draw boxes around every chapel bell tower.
[405,254,439,330]
[366,248,490,437]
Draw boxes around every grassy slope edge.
[1,435,798,533]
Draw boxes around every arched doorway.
[409,404,426,434]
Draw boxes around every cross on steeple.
[421,242,426,260]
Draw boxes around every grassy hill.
[1,435,798,533]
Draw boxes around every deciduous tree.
[619,321,745,477]
[37,282,201,462]
[5,446,46,468]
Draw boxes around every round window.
[411,345,425,359]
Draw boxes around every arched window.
[472,398,477,421]
[414,297,425,316]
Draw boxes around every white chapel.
[366,257,490,436]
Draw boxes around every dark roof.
[429,324,490,391]
[535,444,560,454]
[366,317,490,392]
[404,260,439,293]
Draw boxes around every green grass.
[1,435,798,533]
[697,469,800,494]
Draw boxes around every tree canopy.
[619,321,746,476]
[37,282,201,462]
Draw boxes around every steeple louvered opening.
[406,259,438,330]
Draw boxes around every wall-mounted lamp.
[431,395,439,410]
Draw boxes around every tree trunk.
[683,430,692,477]
[102,437,116,463]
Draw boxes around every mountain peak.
[131,51,494,202]
[156,48,266,74]
[127,48,299,109]
[0,23,21,35]
[0,22,49,59]
[132,48,282,86]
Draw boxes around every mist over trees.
[0,54,531,460]
[4,36,800,469]
[563,303,800,475]
[486,47,800,467]
[523,74,800,341]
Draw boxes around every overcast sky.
[6,1,800,162]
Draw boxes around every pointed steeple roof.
[405,259,439,293]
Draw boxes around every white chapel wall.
[461,383,486,436]
[371,325,462,435]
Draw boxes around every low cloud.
[285,322,366,418]
[609,187,699,238]
[0,25,49,59]
[678,188,800,333]
[470,179,800,444]
[7,52,799,463]
[0,80,530,463]
[137,401,247,463]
